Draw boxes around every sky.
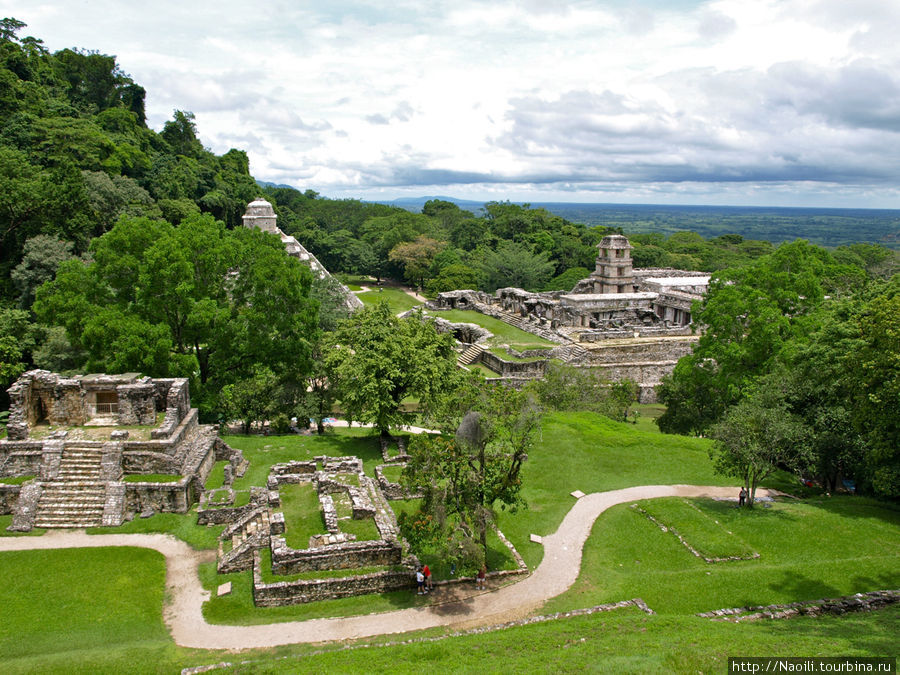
[7,0,900,207]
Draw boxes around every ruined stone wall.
[122,451,179,474]
[480,351,548,377]
[124,479,193,514]
[0,483,22,514]
[150,379,190,439]
[0,447,43,476]
[252,552,414,606]
[116,381,156,426]
[270,535,403,573]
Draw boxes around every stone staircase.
[457,343,485,367]
[34,447,106,528]
[218,506,271,573]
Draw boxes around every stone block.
[217,582,232,596]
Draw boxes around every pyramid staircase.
[34,447,107,528]
[457,343,485,367]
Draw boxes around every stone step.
[41,481,106,488]
[34,518,102,528]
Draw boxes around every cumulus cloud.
[8,0,900,206]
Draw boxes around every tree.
[708,380,808,506]
[323,303,459,439]
[658,241,860,434]
[33,213,319,414]
[388,235,445,288]
[526,362,638,421]
[400,384,541,570]
[0,307,35,392]
[473,240,555,292]
[11,234,76,308]
[425,263,480,296]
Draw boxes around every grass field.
[430,309,557,351]
[3,412,899,672]
[357,287,423,314]
[543,496,900,617]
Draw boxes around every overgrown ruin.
[0,370,245,531]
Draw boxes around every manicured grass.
[432,309,557,350]
[204,460,228,490]
[88,509,223,550]
[224,428,385,489]
[497,411,734,569]
[245,605,900,674]
[280,482,325,549]
[0,475,34,485]
[0,515,44,536]
[357,288,423,314]
[380,464,404,484]
[543,496,900,616]
[334,495,381,541]
[467,362,499,376]
[0,547,168,660]
[122,474,183,483]
[636,497,757,560]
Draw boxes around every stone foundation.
[698,590,900,622]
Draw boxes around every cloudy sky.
[8,1,900,207]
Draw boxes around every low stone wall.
[697,590,900,622]
[0,448,43,476]
[252,550,415,606]
[122,451,178,475]
[480,351,547,378]
[375,465,421,500]
[124,478,193,515]
[270,535,403,573]
[0,483,22,515]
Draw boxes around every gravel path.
[0,484,776,650]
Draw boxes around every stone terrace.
[0,370,246,531]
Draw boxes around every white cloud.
[4,0,900,206]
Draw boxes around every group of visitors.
[415,562,489,593]
[415,565,433,594]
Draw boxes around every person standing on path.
[739,487,747,507]
[423,563,433,592]
[476,563,486,590]
[416,568,425,594]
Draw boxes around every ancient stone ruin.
[426,234,710,401]
[242,197,363,312]
[0,370,246,531]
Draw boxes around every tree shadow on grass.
[767,570,842,602]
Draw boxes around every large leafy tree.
[34,213,318,411]
[400,384,542,571]
[658,241,861,434]
[323,303,458,438]
[708,378,809,507]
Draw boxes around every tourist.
[476,563,486,590]
[423,563,433,592]
[739,487,746,507]
[416,567,425,595]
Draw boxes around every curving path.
[0,484,776,650]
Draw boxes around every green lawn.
[204,461,228,490]
[224,428,385,488]
[88,509,223,550]
[280,482,325,549]
[357,288,423,314]
[543,496,900,617]
[0,547,172,668]
[0,475,34,485]
[636,497,757,560]
[497,411,733,569]
[3,410,900,671]
[431,309,557,351]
